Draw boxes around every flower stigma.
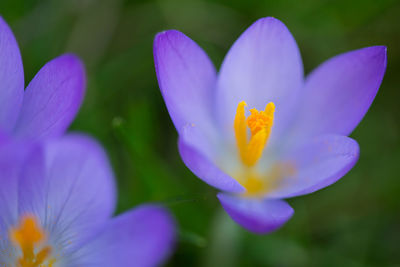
[9,215,55,267]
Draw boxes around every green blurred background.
[1,0,399,266]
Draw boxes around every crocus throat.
[234,101,275,195]
[239,163,297,197]
[9,215,55,267]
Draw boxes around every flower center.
[9,215,56,267]
[233,101,275,195]
[238,163,297,197]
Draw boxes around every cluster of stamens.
[234,101,275,167]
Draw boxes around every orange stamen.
[9,215,55,267]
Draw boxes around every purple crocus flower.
[0,17,85,141]
[153,17,387,234]
[0,134,175,266]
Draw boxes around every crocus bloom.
[0,134,175,266]
[0,17,84,142]
[154,17,386,233]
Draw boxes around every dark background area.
[1,0,399,266]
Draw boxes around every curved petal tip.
[13,53,86,139]
[153,28,217,135]
[293,45,387,138]
[217,193,294,234]
[0,15,24,132]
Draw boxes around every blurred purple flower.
[0,134,175,266]
[153,17,386,233]
[0,17,85,142]
[0,16,175,265]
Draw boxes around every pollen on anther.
[10,215,45,248]
[246,102,275,137]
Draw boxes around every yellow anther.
[234,101,275,167]
[9,215,55,267]
[234,101,248,165]
[245,129,268,166]
[35,246,52,265]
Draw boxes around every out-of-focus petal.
[267,135,359,199]
[0,129,10,145]
[154,30,218,138]
[292,46,387,139]
[0,143,22,233]
[217,192,294,234]
[178,135,244,193]
[75,205,175,267]
[0,17,24,133]
[18,134,116,253]
[216,17,303,141]
[0,140,35,260]
[13,54,86,139]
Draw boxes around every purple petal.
[292,46,387,139]
[13,54,86,140]
[0,17,24,133]
[216,17,303,141]
[0,140,35,258]
[268,135,359,199]
[0,129,10,145]
[154,30,217,137]
[178,136,244,193]
[217,192,294,234]
[0,142,25,232]
[76,205,175,267]
[18,134,116,252]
